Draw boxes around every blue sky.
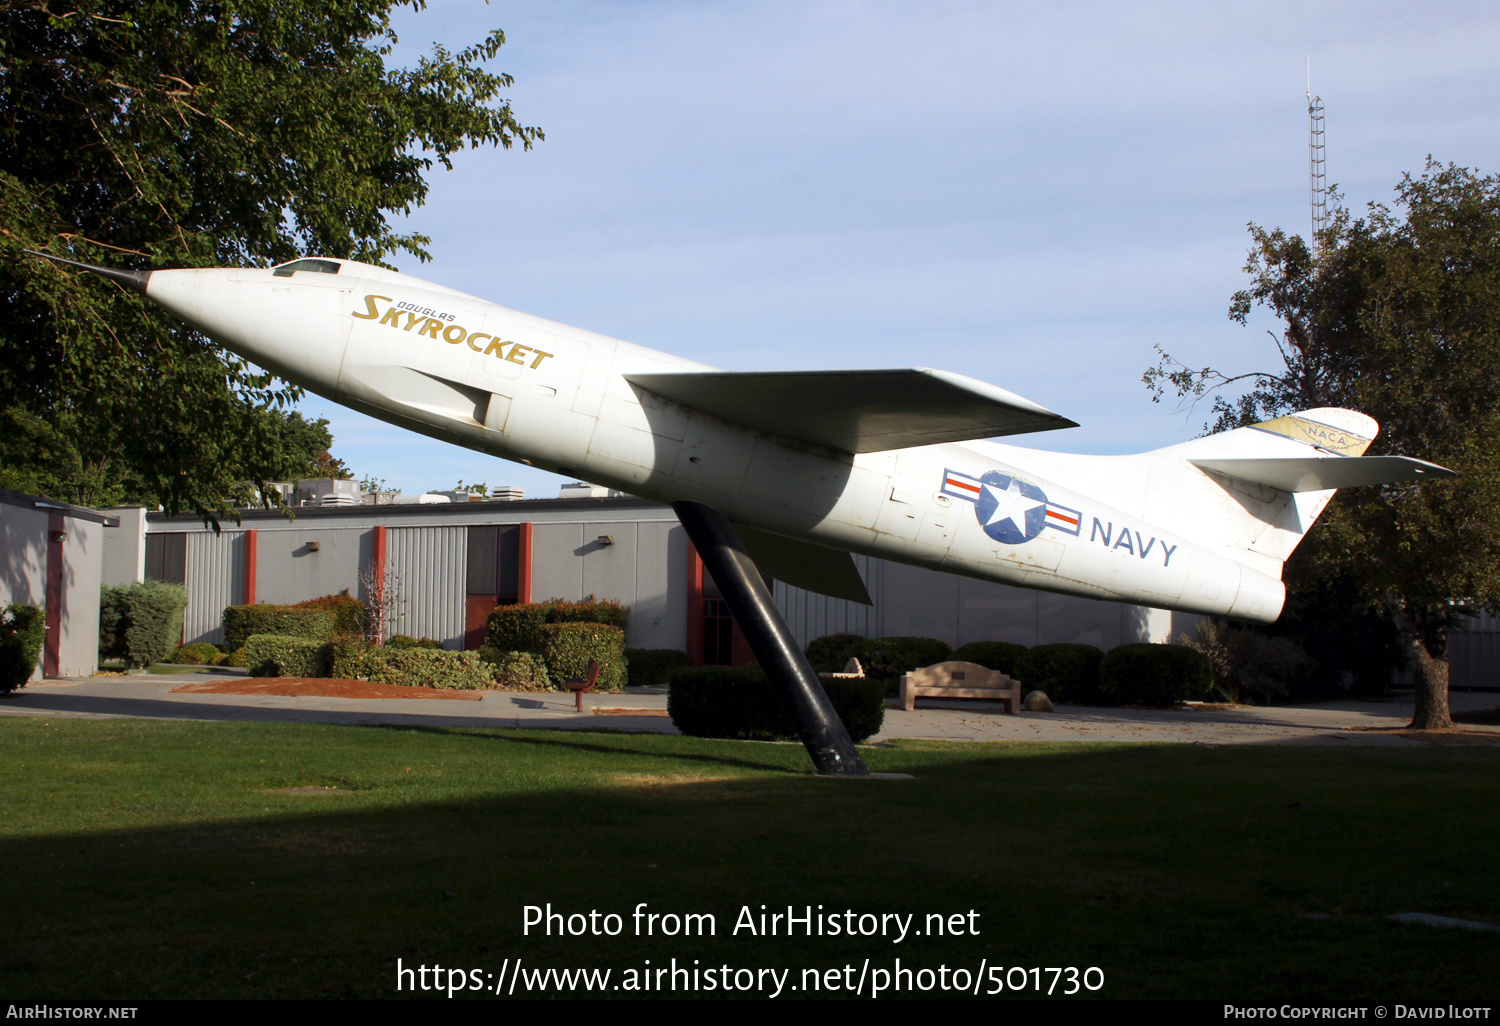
[301,1,1500,497]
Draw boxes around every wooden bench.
[900,660,1022,714]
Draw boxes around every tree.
[0,0,540,521]
[1147,161,1500,729]
[0,404,339,509]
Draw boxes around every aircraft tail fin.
[1147,408,1452,572]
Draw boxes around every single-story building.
[0,488,117,679]
[102,495,1194,664]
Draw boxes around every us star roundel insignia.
[942,468,1084,545]
[974,471,1050,545]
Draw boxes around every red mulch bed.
[170,677,483,701]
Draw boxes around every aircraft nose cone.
[143,267,350,398]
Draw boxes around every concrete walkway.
[3,668,1499,747]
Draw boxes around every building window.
[144,533,187,585]
[703,597,734,666]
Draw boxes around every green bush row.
[101,581,188,668]
[667,666,886,743]
[0,603,45,694]
[245,635,330,678]
[249,636,493,690]
[804,632,1213,708]
[805,633,954,682]
[384,634,442,650]
[477,649,552,691]
[1014,643,1106,704]
[165,642,220,665]
[288,592,366,639]
[364,648,492,690]
[541,622,626,692]
[1100,644,1213,707]
[480,599,628,692]
[222,605,335,650]
[624,648,689,686]
[484,597,628,651]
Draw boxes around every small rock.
[1022,690,1053,712]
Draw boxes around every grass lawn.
[0,716,1496,1000]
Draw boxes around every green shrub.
[0,603,45,693]
[1014,643,1104,704]
[382,635,439,650]
[484,602,551,652]
[805,632,867,672]
[98,587,124,661]
[222,605,335,650]
[328,637,373,679]
[100,581,188,668]
[858,636,953,682]
[484,597,629,653]
[207,647,248,668]
[951,641,1029,676]
[624,648,689,686]
[546,597,628,629]
[245,634,330,678]
[667,666,885,743]
[478,648,552,691]
[165,642,220,665]
[290,592,366,638]
[1099,643,1213,707]
[364,648,493,690]
[1181,620,1313,705]
[540,622,626,692]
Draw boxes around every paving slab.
[2,670,1497,747]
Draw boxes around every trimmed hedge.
[166,642,220,665]
[484,597,628,652]
[858,636,953,682]
[0,603,45,693]
[547,598,628,629]
[290,592,366,638]
[328,637,373,679]
[805,632,867,672]
[668,666,885,743]
[624,648,689,686]
[540,622,626,692]
[485,603,550,652]
[951,641,1029,676]
[1014,643,1104,704]
[479,649,552,691]
[1099,643,1213,707]
[364,648,493,690]
[222,605,335,650]
[384,635,441,650]
[245,635,330,678]
[100,581,188,668]
[212,648,247,668]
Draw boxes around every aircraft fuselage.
[146,262,1287,621]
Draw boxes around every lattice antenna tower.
[1307,60,1327,239]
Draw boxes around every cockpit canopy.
[266,256,478,301]
[272,258,342,277]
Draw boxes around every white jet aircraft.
[32,251,1453,773]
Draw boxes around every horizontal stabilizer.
[1190,455,1455,492]
[735,524,873,605]
[625,369,1076,453]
